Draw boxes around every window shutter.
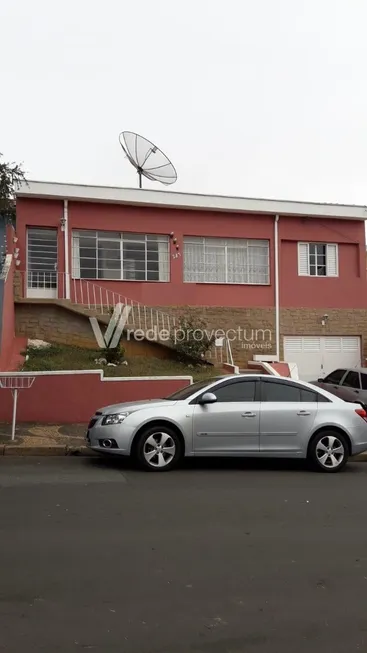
[298,243,309,275]
[326,244,338,276]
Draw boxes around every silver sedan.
[86,374,367,473]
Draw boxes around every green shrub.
[170,312,215,363]
[100,345,125,364]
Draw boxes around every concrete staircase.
[16,274,229,366]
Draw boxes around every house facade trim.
[16,181,367,221]
[12,185,367,379]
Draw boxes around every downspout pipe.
[64,200,70,300]
[274,214,280,361]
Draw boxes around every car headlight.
[101,413,130,426]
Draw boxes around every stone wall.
[13,270,22,300]
[152,305,367,366]
[15,302,174,359]
[14,300,367,367]
[280,308,367,362]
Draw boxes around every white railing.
[225,338,234,366]
[0,254,13,282]
[23,269,61,292]
[20,271,236,364]
[205,344,224,364]
[20,271,179,341]
[205,337,235,367]
[70,277,178,335]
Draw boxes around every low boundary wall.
[0,371,193,423]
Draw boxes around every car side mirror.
[317,378,324,383]
[198,392,217,405]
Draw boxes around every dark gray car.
[311,368,367,406]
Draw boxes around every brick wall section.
[280,308,367,363]
[14,301,367,367]
[153,306,367,366]
[153,306,275,365]
[15,302,175,358]
[16,303,95,348]
[13,270,22,300]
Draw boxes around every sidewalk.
[0,422,93,456]
[0,422,367,460]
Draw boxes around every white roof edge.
[15,180,367,220]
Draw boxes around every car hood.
[95,398,178,415]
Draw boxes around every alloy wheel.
[143,432,176,468]
[316,435,345,469]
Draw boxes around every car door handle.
[297,410,310,416]
[241,412,256,417]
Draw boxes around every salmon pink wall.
[0,224,17,370]
[16,198,367,309]
[67,201,275,307]
[16,197,65,271]
[0,372,191,423]
[0,256,15,370]
[279,217,366,308]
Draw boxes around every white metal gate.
[27,228,58,298]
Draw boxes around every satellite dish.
[119,131,177,189]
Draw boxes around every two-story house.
[13,180,367,380]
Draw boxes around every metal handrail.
[20,270,178,338]
[19,271,238,363]
[226,337,234,366]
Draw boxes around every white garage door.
[283,336,361,382]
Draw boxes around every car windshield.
[164,377,221,400]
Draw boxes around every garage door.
[283,336,361,382]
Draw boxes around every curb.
[0,445,96,457]
[0,445,367,461]
[353,454,367,462]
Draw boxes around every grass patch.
[21,344,218,382]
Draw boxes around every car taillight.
[355,408,367,422]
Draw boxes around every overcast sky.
[1,0,367,205]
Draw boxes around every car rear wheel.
[308,431,349,473]
[135,426,183,472]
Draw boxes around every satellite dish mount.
[119,131,177,189]
[137,167,144,190]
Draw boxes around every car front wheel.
[308,431,349,473]
[135,426,183,472]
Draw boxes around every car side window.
[342,371,360,389]
[301,388,318,402]
[262,381,301,402]
[361,374,367,390]
[301,388,330,403]
[323,369,347,384]
[211,380,257,402]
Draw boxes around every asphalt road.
[1,456,367,653]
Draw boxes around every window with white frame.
[72,231,170,281]
[298,242,338,277]
[183,236,270,284]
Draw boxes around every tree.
[0,153,26,224]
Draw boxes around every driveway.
[1,456,367,652]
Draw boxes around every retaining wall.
[0,371,192,423]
